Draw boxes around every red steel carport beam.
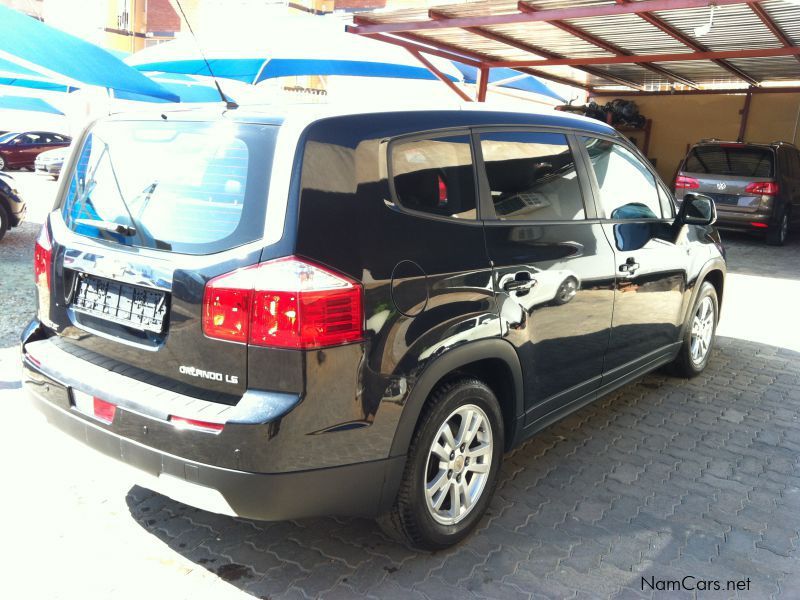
[747,1,800,64]
[516,3,700,89]
[485,46,800,67]
[621,2,760,85]
[406,49,473,102]
[428,8,649,91]
[345,0,757,35]
[354,16,593,91]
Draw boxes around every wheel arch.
[388,339,525,459]
[680,257,726,338]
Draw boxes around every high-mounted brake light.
[745,181,779,196]
[202,257,364,350]
[33,221,52,292]
[675,175,700,190]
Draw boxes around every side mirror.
[678,193,716,226]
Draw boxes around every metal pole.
[738,90,752,142]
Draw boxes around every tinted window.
[480,131,585,221]
[391,135,477,219]
[582,137,661,220]
[62,120,278,255]
[685,145,774,178]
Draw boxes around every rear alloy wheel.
[669,281,718,377]
[379,378,504,550]
[767,210,789,246]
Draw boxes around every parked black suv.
[675,140,800,245]
[22,106,725,549]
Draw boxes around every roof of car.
[104,102,617,136]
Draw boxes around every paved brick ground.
[1,172,799,599]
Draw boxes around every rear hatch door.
[678,144,775,213]
[44,117,280,403]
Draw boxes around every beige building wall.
[609,92,800,183]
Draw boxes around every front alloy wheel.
[669,280,718,377]
[0,155,6,171]
[690,296,715,366]
[379,378,504,549]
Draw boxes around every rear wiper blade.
[75,218,136,237]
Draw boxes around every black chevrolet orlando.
[22,105,725,549]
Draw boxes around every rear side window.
[390,135,477,220]
[62,120,277,255]
[479,131,585,221]
[582,137,662,220]
[684,145,774,178]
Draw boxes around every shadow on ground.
[720,230,800,280]
[125,336,800,599]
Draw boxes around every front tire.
[379,378,504,550]
[669,281,718,377]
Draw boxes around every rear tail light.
[675,175,700,190]
[33,221,52,292]
[203,256,363,350]
[745,181,779,196]
[750,222,769,229]
[169,415,224,434]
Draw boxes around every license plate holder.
[71,274,168,333]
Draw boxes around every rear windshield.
[61,120,277,254]
[684,145,774,178]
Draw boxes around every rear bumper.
[714,209,772,232]
[28,387,399,520]
[20,324,404,520]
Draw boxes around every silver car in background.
[675,140,800,245]
[35,146,68,179]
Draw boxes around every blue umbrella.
[455,64,566,102]
[0,5,179,102]
[0,95,63,115]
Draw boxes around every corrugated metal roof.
[350,0,800,93]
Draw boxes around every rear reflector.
[203,256,363,349]
[169,416,224,433]
[33,221,52,292]
[675,175,700,190]
[745,181,779,196]
[751,222,769,229]
[93,397,116,424]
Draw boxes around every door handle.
[503,273,537,293]
[619,257,640,276]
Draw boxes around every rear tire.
[0,203,9,242]
[379,378,504,550]
[668,281,718,378]
[766,209,789,246]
